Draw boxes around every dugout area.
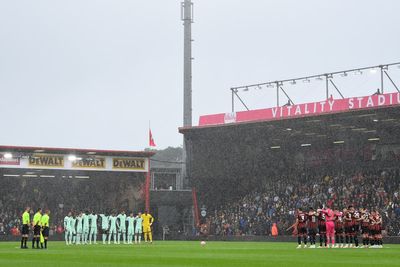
[180,105,400,206]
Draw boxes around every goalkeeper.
[141,211,154,243]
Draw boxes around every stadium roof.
[180,105,400,148]
[0,145,155,158]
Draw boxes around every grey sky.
[0,0,399,150]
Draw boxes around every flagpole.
[146,120,151,212]
[145,160,151,212]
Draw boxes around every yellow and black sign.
[29,154,64,167]
[112,158,146,170]
[72,157,106,169]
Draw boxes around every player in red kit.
[334,209,344,248]
[296,208,308,249]
[343,207,354,248]
[317,205,327,248]
[360,208,370,248]
[307,207,318,248]
[351,207,361,247]
[369,211,377,247]
[377,211,383,247]
[372,211,383,248]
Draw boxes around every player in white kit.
[82,211,90,244]
[76,212,83,245]
[127,213,136,244]
[117,211,127,244]
[64,212,72,245]
[99,213,109,244]
[70,214,77,244]
[108,213,118,244]
[135,212,143,244]
[89,211,98,244]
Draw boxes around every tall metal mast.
[182,0,193,127]
[181,0,193,187]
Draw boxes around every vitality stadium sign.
[199,92,400,126]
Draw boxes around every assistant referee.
[21,207,30,249]
[41,210,50,249]
[32,208,42,249]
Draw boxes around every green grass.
[0,241,400,267]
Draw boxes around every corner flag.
[40,231,44,244]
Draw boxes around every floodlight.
[301,144,311,147]
[354,70,363,75]
[270,146,281,149]
[68,155,77,161]
[333,141,345,144]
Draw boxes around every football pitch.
[1,241,400,267]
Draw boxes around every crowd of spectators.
[206,168,400,237]
[0,173,144,237]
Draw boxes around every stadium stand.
[207,168,400,237]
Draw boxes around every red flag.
[149,128,156,147]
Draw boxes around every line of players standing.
[63,210,154,245]
[295,205,383,248]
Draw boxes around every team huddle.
[63,211,154,245]
[293,205,383,249]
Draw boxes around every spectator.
[271,223,278,237]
